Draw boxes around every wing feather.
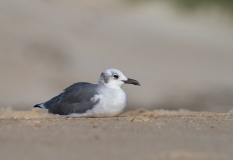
[43,82,99,115]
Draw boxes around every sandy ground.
[0,108,233,160]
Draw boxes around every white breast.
[91,87,127,117]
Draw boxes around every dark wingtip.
[34,104,41,108]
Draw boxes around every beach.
[1,108,233,160]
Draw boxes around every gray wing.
[43,82,99,115]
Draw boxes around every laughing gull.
[34,68,140,118]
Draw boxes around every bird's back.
[35,82,99,115]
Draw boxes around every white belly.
[91,88,127,117]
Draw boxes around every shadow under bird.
[34,68,140,118]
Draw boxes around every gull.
[34,68,140,117]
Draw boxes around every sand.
[0,108,233,160]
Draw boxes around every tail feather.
[34,103,45,108]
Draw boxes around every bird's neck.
[98,82,122,90]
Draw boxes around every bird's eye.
[113,74,119,79]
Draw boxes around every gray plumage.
[34,68,140,117]
[35,82,99,115]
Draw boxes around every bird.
[34,68,140,118]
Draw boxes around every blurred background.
[1,0,233,113]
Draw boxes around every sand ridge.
[0,107,232,121]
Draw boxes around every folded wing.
[43,82,99,115]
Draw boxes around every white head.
[98,68,140,89]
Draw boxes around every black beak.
[123,78,140,86]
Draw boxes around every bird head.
[99,68,140,89]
